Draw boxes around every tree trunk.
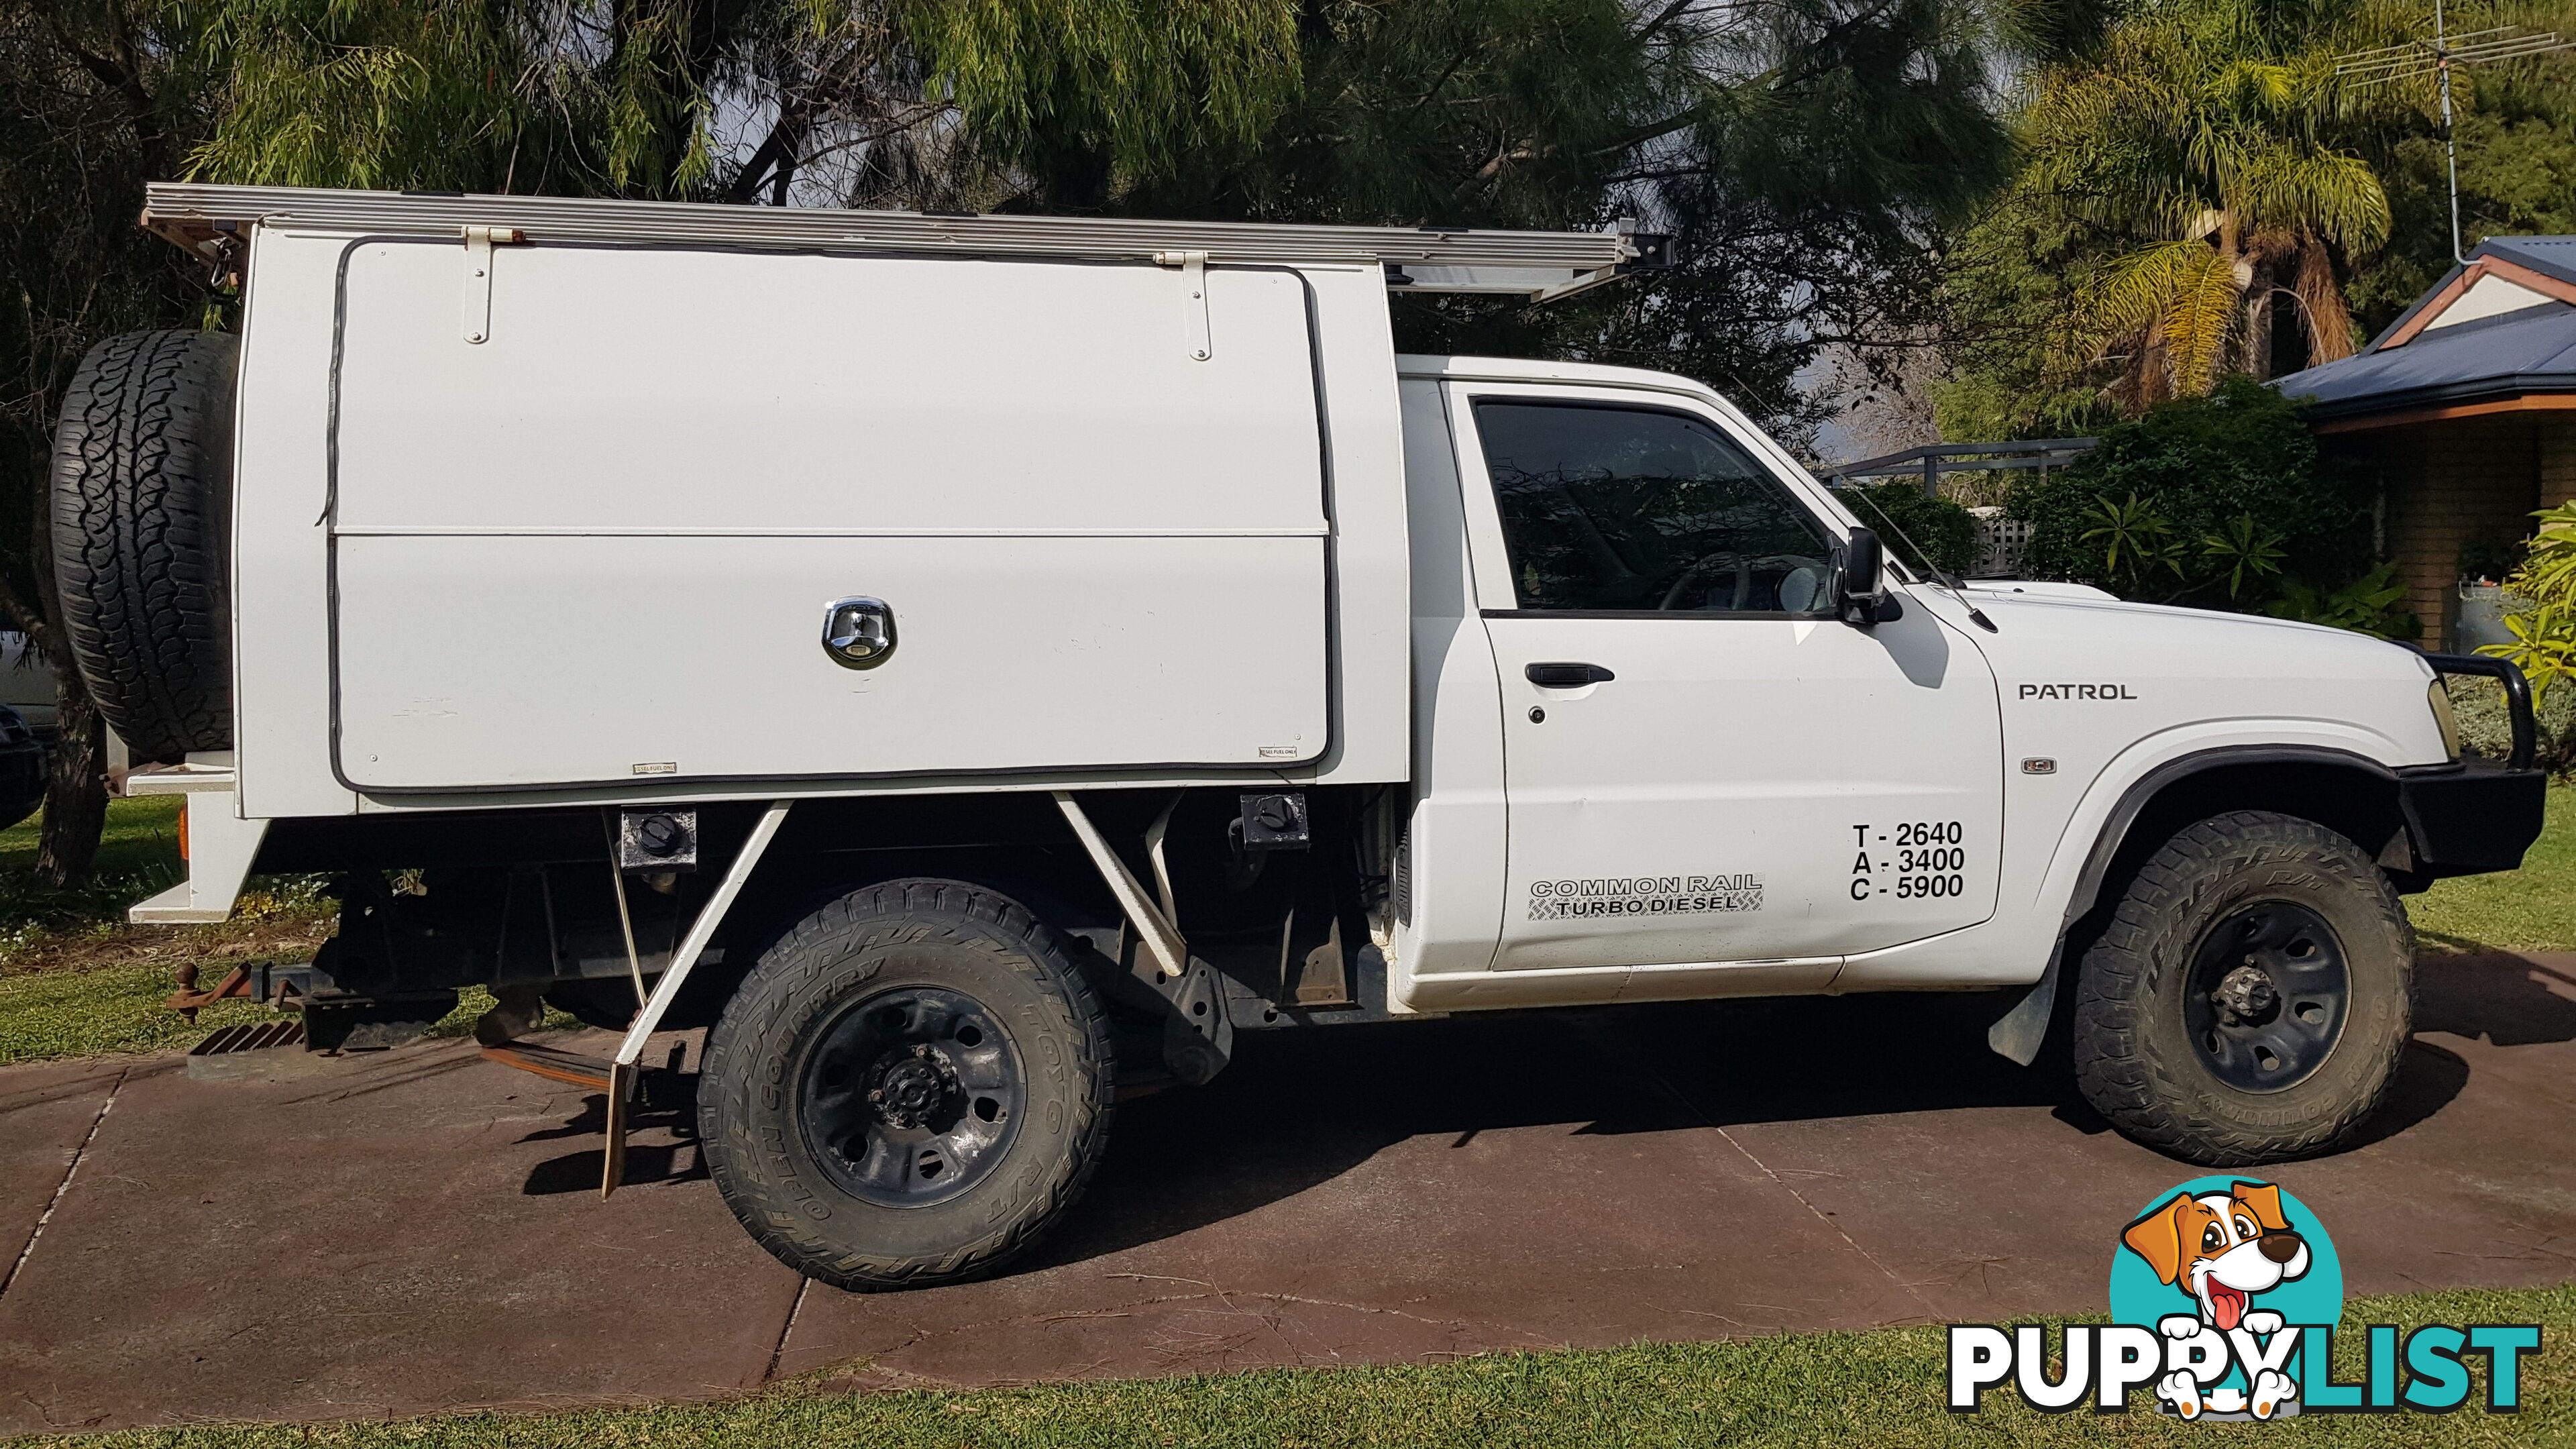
[2241,255,2274,380]
[2294,235,2357,364]
[2133,329,2171,411]
[4,496,111,890]
[34,670,107,889]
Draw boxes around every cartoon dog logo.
[2120,1181,2312,1419]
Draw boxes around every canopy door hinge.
[1154,250,1212,362]
[460,225,525,344]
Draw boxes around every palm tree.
[2017,0,2401,404]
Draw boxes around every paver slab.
[0,1057,127,1293]
[0,1034,800,1436]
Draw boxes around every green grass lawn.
[7,1285,2566,1448]
[0,960,281,1065]
[0,795,336,1065]
[0,792,186,941]
[0,958,523,1067]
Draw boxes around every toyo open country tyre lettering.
[2073,810,2413,1167]
[697,877,1114,1289]
[49,329,237,763]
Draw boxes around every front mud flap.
[1987,946,2062,1066]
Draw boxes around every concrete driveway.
[2,951,2571,1435]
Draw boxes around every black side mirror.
[1837,527,1902,626]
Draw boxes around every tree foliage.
[184,0,1302,203]
[1939,0,2576,435]
[2347,10,2576,337]
[1067,0,2047,444]
[2481,502,2576,704]
[2002,0,2412,407]
[0,0,223,885]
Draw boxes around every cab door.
[1451,384,2002,981]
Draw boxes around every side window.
[1473,400,1834,614]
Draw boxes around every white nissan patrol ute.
[60,183,2541,1289]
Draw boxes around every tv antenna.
[2337,1,2575,263]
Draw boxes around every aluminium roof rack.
[141,182,1671,302]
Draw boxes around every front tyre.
[2073,811,2412,1167]
[698,879,1113,1290]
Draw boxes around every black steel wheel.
[699,878,1112,1290]
[2074,811,2413,1167]
[2182,902,2351,1093]
[800,985,1026,1207]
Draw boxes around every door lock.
[822,596,897,669]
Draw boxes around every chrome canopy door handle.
[822,596,897,669]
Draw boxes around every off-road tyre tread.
[50,329,236,763]
[698,878,1113,1291]
[2073,810,2412,1167]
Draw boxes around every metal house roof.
[2274,235,2576,422]
[2275,301,2576,421]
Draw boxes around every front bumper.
[2398,760,2548,876]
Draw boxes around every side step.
[479,1039,676,1199]
[478,1040,617,1093]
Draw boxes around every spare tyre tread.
[50,329,235,763]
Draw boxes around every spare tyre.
[50,329,236,764]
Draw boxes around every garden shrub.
[2480,502,2576,712]
[1838,481,1981,578]
[2009,377,2373,610]
[2450,672,2576,773]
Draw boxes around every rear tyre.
[49,329,237,763]
[698,878,1113,1290]
[2073,811,2412,1166]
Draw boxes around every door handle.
[1525,661,1615,688]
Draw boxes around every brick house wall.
[2325,411,2576,648]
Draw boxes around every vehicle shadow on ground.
[517,1071,707,1195]
[1031,960,2532,1270]
[1024,991,2090,1272]
[2416,951,2576,1046]
[498,954,2544,1253]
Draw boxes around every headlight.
[2429,678,2463,762]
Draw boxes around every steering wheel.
[1658,553,1830,611]
[1658,554,1750,610]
